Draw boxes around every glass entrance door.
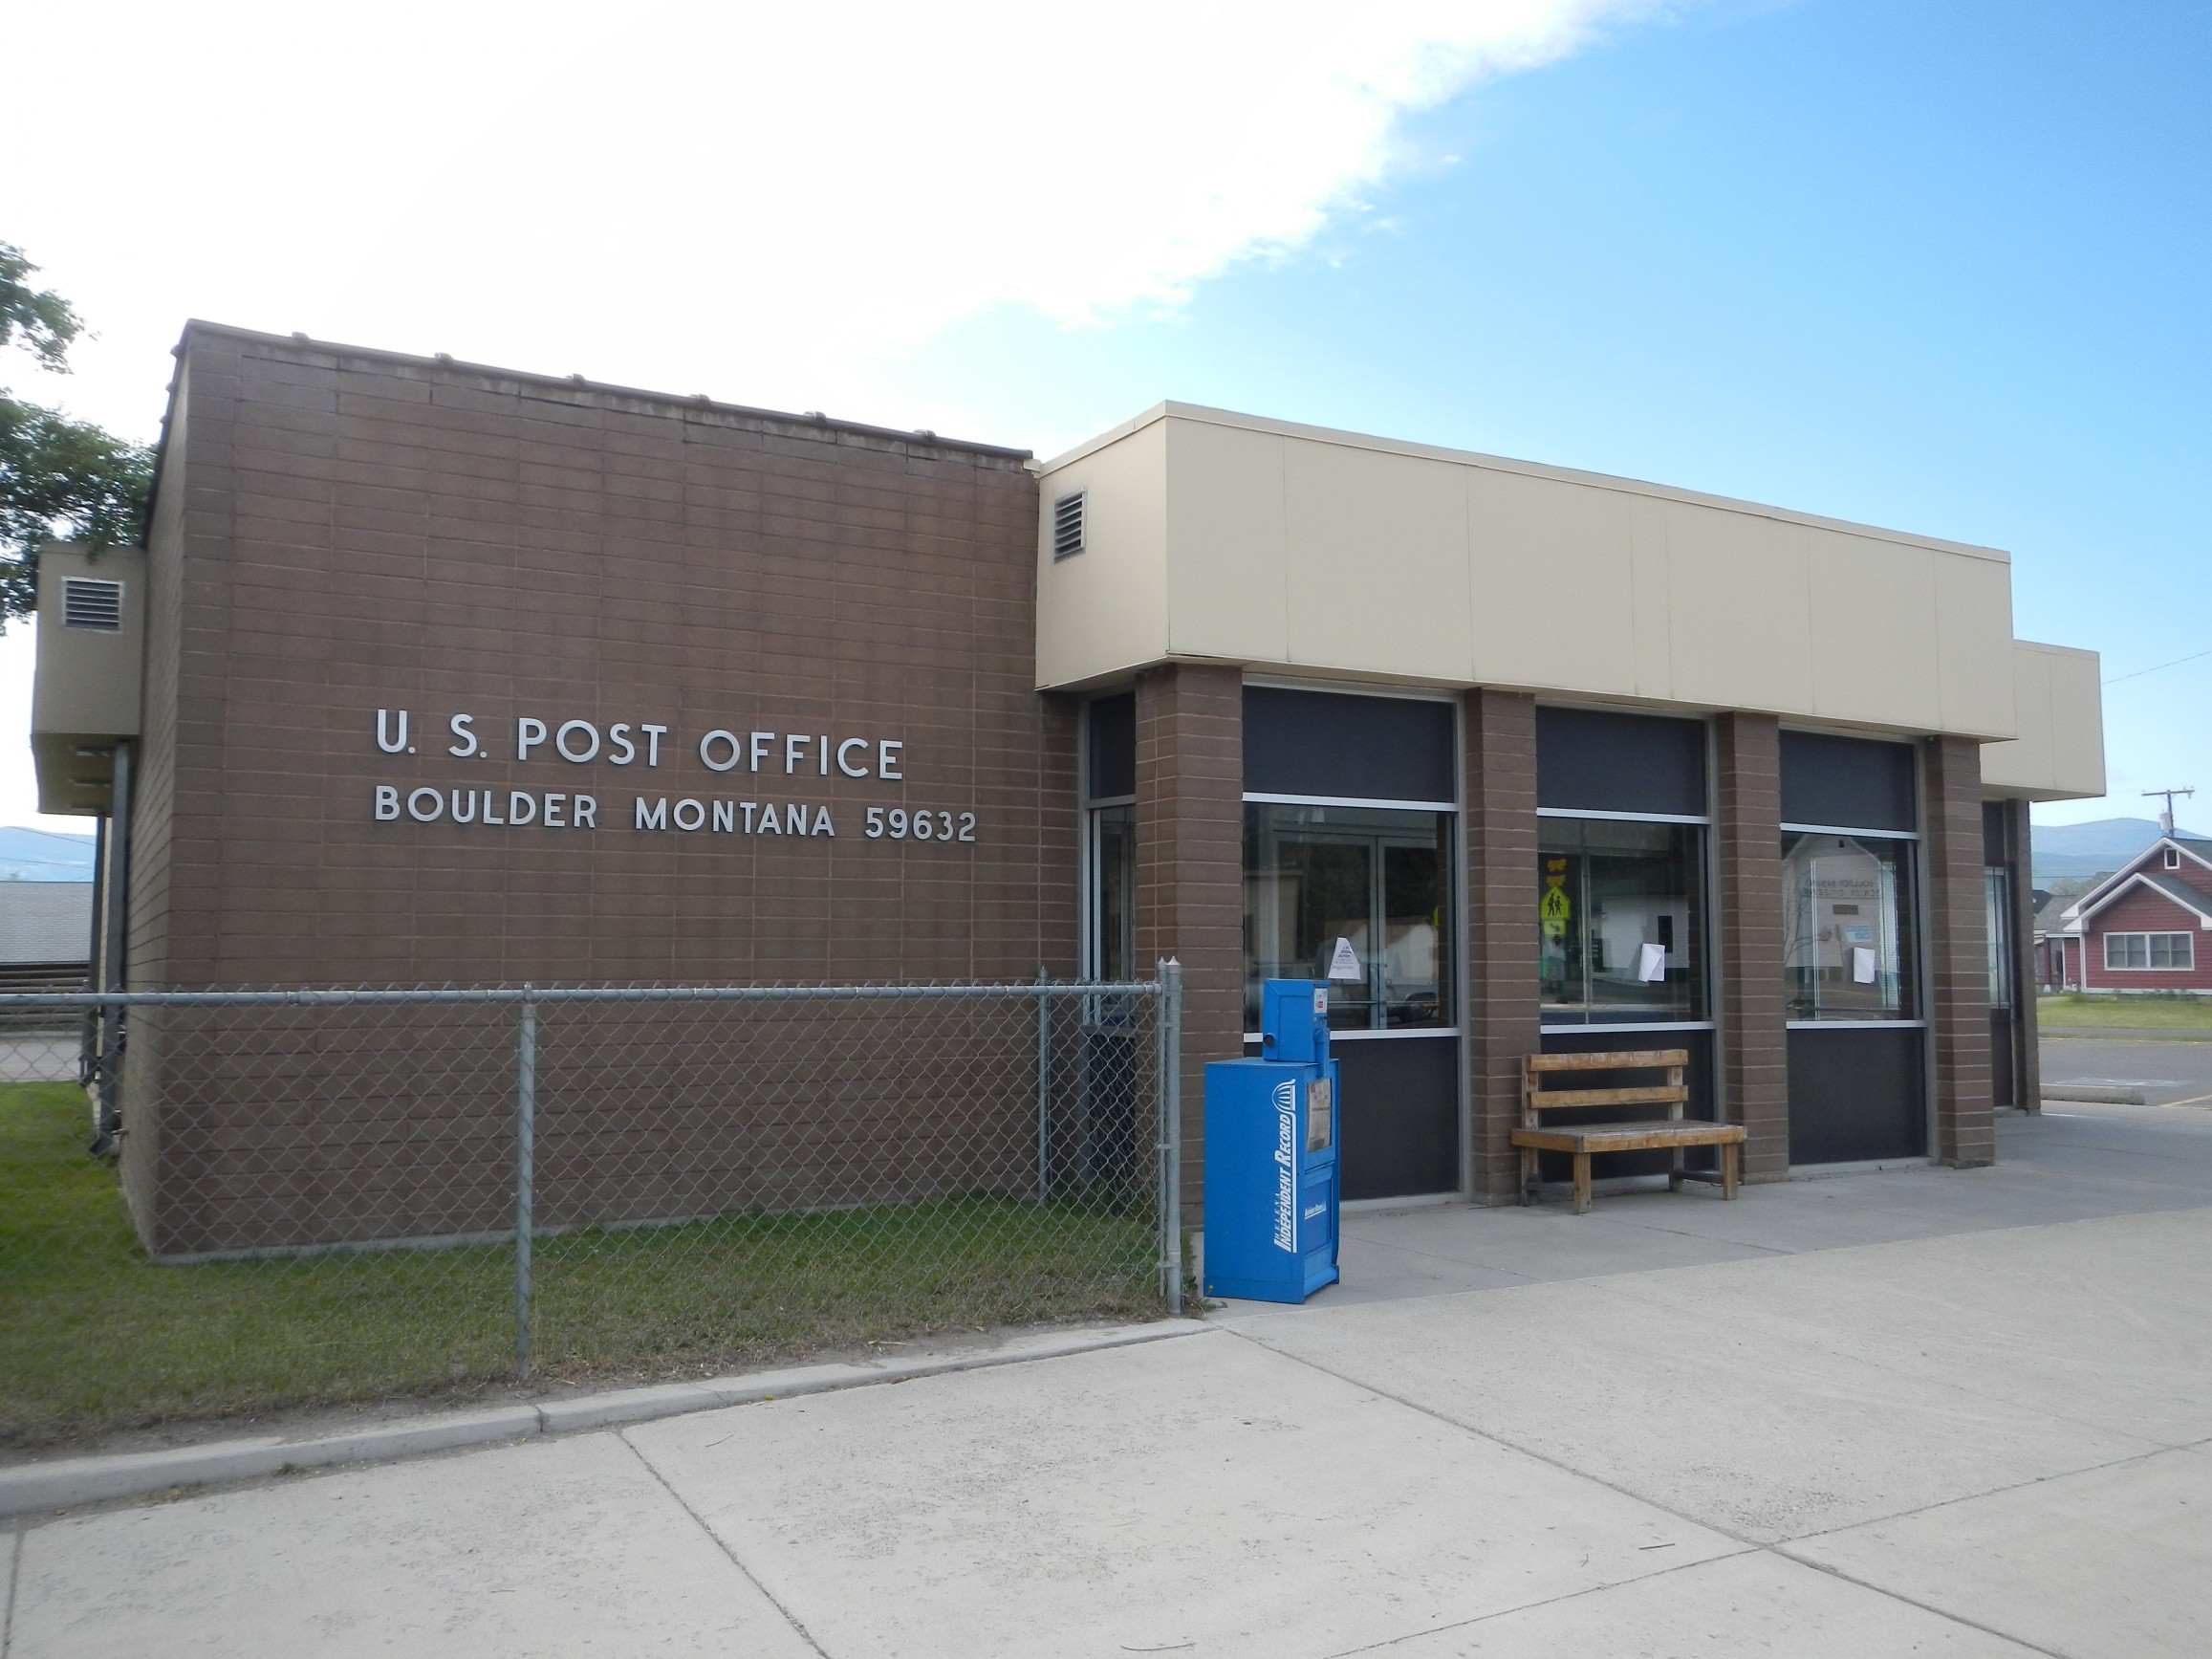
[1243,804,1451,1034]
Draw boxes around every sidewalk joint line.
[1316,1547,1754,1656]
[1782,1438,2212,1543]
[1,1527,22,1659]
[1221,1324,2111,1659]
[1772,1551,2073,1659]
[1218,1324,1773,1552]
[616,1430,834,1659]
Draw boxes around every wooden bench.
[1511,1050,1746,1214]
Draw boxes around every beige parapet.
[1981,640,2106,801]
[1037,404,2092,774]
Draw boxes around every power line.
[2103,646,2212,687]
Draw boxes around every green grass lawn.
[2037,993,2212,1034]
[1,1083,1161,1447]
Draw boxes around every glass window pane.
[1984,867,2014,1008]
[1783,832,1919,1020]
[1539,819,1706,1024]
[1242,802,1453,1032]
[1091,805,1135,981]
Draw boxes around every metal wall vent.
[61,577,124,633]
[1052,491,1086,559]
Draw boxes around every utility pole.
[2142,786,2195,836]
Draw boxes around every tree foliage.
[0,243,83,372]
[0,398,155,616]
[0,241,153,622]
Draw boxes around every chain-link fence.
[0,972,1181,1444]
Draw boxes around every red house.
[2052,836,2212,994]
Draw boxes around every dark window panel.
[1086,692,1136,801]
[1779,730,1917,832]
[1788,1027,1926,1163]
[1535,706,1706,817]
[1243,687,1454,803]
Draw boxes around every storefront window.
[1243,803,1452,1033]
[1783,832,1919,1019]
[1538,819,1707,1023]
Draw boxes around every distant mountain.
[0,827,97,883]
[2032,817,2208,886]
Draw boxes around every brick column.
[1926,737,1994,1166]
[1714,713,1789,1180]
[1463,689,1540,1204]
[1133,664,1244,1220]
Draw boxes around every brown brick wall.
[1925,736,1993,1167]
[136,326,1069,990]
[1132,663,1243,1218]
[1463,688,1539,1204]
[119,324,1075,1250]
[1714,712,1789,1180]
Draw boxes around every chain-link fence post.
[1156,958,1182,1316]
[515,986,537,1376]
[1035,967,1052,1201]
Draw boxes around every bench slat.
[1510,1121,1746,1154]
[1524,1085,1686,1112]
[1525,1049,1689,1073]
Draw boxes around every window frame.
[1780,820,1927,1029]
[2103,930,2195,972]
[1536,806,1716,1033]
[1241,797,1459,1040]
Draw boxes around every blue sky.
[896,0,2209,828]
[3,0,2203,830]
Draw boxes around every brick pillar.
[1926,737,1994,1166]
[1714,713,1789,1180]
[1464,689,1540,1204]
[1134,664,1244,1220]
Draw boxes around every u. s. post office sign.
[368,709,977,844]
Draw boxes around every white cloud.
[4,0,1657,441]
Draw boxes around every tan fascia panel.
[1981,641,2106,802]
[31,543,145,817]
[1040,402,2011,563]
[1035,405,2078,753]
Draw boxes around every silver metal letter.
[555,720,600,763]
[699,730,742,773]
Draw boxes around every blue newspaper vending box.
[1203,980,1340,1303]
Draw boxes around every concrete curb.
[2044,1084,2148,1104]
[0,1319,1208,1519]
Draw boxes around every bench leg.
[1519,1146,1539,1206]
[1722,1141,1741,1200]
[1572,1150,1593,1215]
[1668,1146,1685,1191]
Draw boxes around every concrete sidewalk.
[8,1102,2211,1657]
